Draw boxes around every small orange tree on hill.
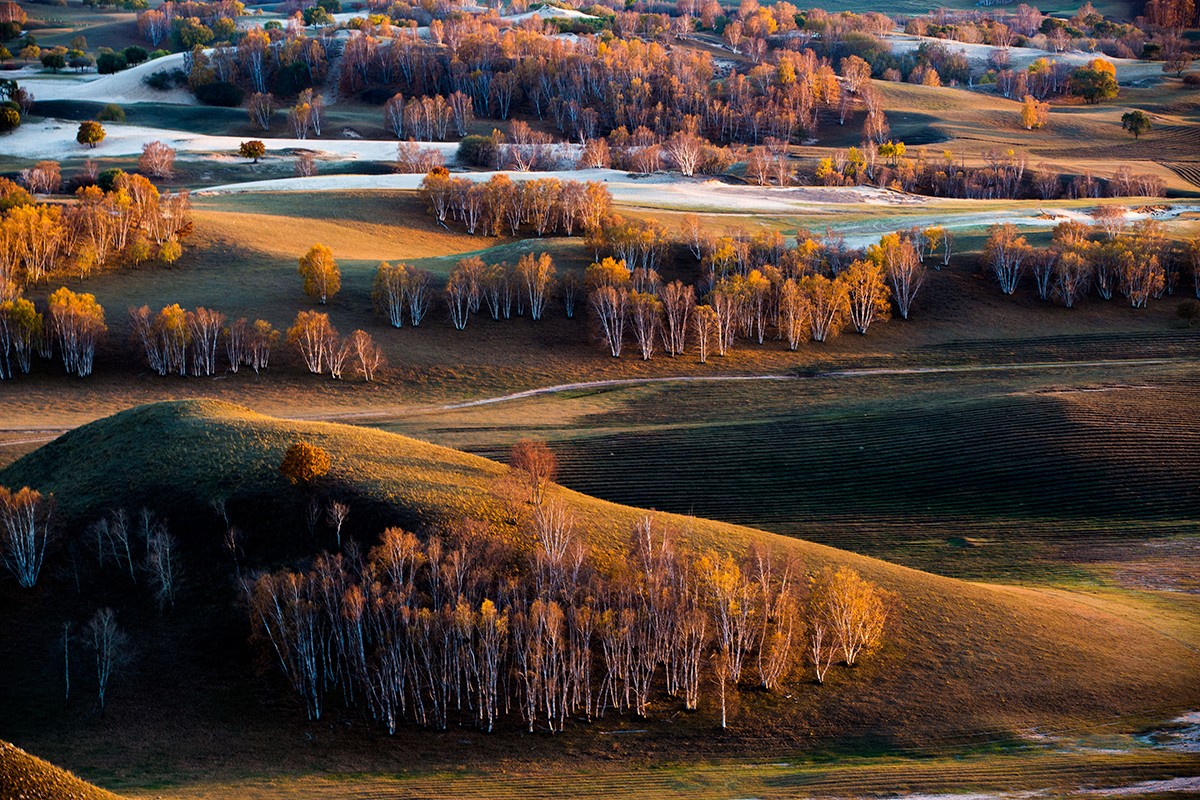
[510,439,556,505]
[298,244,340,304]
[1020,95,1049,130]
[280,441,331,487]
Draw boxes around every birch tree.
[870,233,925,320]
[373,262,408,327]
[88,607,128,715]
[840,259,891,334]
[589,285,629,357]
[693,304,718,363]
[348,329,384,381]
[628,291,662,360]
[286,311,338,374]
[517,252,555,321]
[778,278,807,351]
[985,223,1030,295]
[659,280,694,356]
[144,524,178,610]
[799,274,847,342]
[510,440,557,506]
[298,243,341,304]
[0,486,50,588]
[48,287,105,377]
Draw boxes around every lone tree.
[298,243,341,304]
[1121,110,1151,140]
[87,607,128,716]
[280,441,331,487]
[76,121,105,149]
[238,140,266,163]
[510,439,556,505]
[1020,95,1049,130]
[0,486,51,588]
[1069,59,1118,104]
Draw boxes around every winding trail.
[0,357,1190,442]
[301,357,1191,422]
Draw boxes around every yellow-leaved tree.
[298,243,341,304]
[279,441,331,487]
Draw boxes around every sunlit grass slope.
[0,740,124,800]
[1,399,1196,748]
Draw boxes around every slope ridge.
[0,740,123,800]
[0,399,1196,746]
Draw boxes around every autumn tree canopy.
[279,441,331,487]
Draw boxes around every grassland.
[0,739,122,800]
[377,360,1200,585]
[2,3,1199,797]
[0,400,1197,799]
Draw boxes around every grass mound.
[0,740,123,800]
[0,400,1196,763]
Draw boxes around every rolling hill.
[0,740,123,800]
[0,400,1196,791]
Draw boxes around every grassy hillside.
[0,740,124,800]
[398,364,1200,584]
[2,401,1198,732]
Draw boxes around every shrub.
[97,52,127,74]
[195,80,244,107]
[122,46,148,65]
[143,68,186,90]
[458,134,500,168]
[97,168,125,192]
[0,105,18,134]
[149,49,170,60]
[97,102,125,122]
[279,441,331,486]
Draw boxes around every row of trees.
[0,172,192,295]
[336,13,881,148]
[130,304,280,377]
[247,503,891,732]
[444,253,557,329]
[984,218,1200,308]
[127,301,386,382]
[0,486,50,588]
[285,311,387,381]
[420,170,612,237]
[178,22,329,101]
[86,507,180,612]
[584,234,925,361]
[812,144,1165,201]
[0,288,107,379]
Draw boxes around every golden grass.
[0,740,124,800]
[192,192,491,261]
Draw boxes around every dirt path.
[292,357,1190,423]
[0,357,1189,442]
